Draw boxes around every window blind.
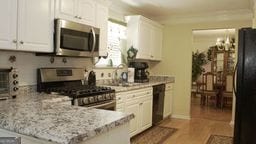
[96,21,127,67]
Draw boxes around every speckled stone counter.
[100,76,175,93]
[0,92,134,144]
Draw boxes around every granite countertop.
[0,92,134,144]
[101,76,175,93]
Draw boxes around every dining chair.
[221,73,233,109]
[202,72,218,107]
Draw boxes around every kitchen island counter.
[0,92,133,144]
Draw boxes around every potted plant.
[192,51,207,82]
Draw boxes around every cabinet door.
[139,98,152,131]
[164,89,173,117]
[125,101,139,137]
[137,21,151,59]
[18,0,54,52]
[0,0,17,50]
[151,26,162,61]
[55,0,77,21]
[77,0,95,26]
[96,4,108,56]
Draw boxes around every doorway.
[190,29,235,122]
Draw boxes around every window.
[95,20,127,67]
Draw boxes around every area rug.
[131,126,177,144]
[206,135,233,144]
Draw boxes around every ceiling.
[117,0,252,17]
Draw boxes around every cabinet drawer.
[126,89,152,100]
[116,94,125,104]
[165,83,173,90]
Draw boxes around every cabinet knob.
[20,41,24,44]
[133,95,135,97]
[78,16,82,19]
[12,40,17,43]
[74,15,78,18]
[118,97,121,100]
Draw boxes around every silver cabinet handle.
[90,27,96,54]
[12,40,17,43]
[74,15,78,18]
[20,41,24,44]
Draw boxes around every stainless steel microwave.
[54,19,100,57]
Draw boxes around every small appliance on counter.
[0,67,19,100]
[129,62,149,83]
[37,68,116,110]
[127,68,135,83]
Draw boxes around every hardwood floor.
[159,118,233,144]
[191,96,232,122]
[158,97,233,144]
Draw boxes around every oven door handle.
[91,100,116,109]
[90,27,96,55]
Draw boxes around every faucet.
[112,63,127,84]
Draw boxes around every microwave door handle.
[91,27,96,54]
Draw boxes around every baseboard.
[230,120,234,127]
[171,114,191,120]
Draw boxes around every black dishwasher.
[152,84,165,125]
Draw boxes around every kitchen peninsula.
[0,90,134,144]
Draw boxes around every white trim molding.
[230,120,234,127]
[172,114,191,120]
[153,9,253,25]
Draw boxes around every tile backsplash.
[0,51,93,86]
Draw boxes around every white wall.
[0,51,92,86]
[150,19,251,119]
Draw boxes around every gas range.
[37,68,116,110]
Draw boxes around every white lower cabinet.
[163,83,173,118]
[116,87,153,137]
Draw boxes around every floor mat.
[206,135,233,144]
[131,126,177,144]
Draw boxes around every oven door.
[55,19,99,57]
[91,100,116,111]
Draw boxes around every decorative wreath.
[127,46,138,61]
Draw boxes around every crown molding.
[151,9,253,25]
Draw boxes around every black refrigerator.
[234,28,256,144]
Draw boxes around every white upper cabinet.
[0,0,17,50]
[150,26,162,61]
[126,15,163,61]
[0,0,54,52]
[77,0,96,26]
[137,20,151,59]
[55,0,96,26]
[55,0,76,20]
[96,4,108,57]
[18,0,54,52]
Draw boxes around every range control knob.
[13,80,19,85]
[13,74,18,79]
[106,94,110,100]
[97,95,103,101]
[89,97,95,103]
[82,98,89,105]
[13,87,19,91]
